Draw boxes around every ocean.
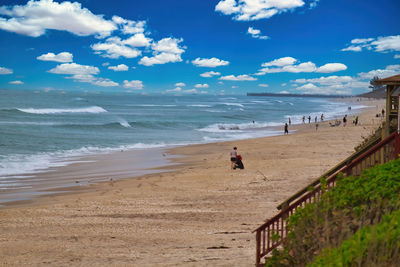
[0,89,366,197]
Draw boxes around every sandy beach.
[0,99,385,266]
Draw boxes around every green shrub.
[266,159,400,267]
[308,210,400,266]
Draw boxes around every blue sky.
[0,0,399,95]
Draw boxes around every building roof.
[374,74,400,85]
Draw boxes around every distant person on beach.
[288,117,291,126]
[284,123,289,135]
[302,116,305,124]
[321,113,324,121]
[353,116,358,125]
[230,147,237,169]
[343,115,347,127]
[308,116,311,123]
[314,116,318,123]
[382,108,385,118]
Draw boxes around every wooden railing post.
[395,132,400,159]
[256,230,261,266]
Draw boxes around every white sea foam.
[18,106,107,114]
[221,103,245,108]
[116,118,131,128]
[187,104,212,107]
[0,142,184,179]
[199,121,281,133]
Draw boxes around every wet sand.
[0,99,385,266]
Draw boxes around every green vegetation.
[266,159,400,267]
[309,211,400,266]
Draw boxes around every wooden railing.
[254,131,400,266]
[276,133,382,210]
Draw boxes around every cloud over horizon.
[256,57,347,75]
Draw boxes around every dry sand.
[0,99,385,266]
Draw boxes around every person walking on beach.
[321,113,324,121]
[288,117,291,126]
[314,116,318,123]
[353,116,358,126]
[284,123,289,135]
[230,147,237,169]
[343,115,347,127]
[302,116,305,124]
[308,116,311,124]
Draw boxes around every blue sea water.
[0,89,366,190]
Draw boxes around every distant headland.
[247,92,352,98]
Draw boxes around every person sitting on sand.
[230,147,237,169]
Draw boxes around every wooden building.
[375,74,400,136]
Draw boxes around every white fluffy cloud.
[316,63,347,73]
[194,83,209,88]
[0,0,116,37]
[166,87,182,93]
[139,52,182,66]
[37,52,73,63]
[247,27,269,40]
[9,80,23,84]
[112,16,146,35]
[342,35,400,53]
[192,57,229,67]
[258,83,269,87]
[0,67,13,74]
[183,89,197,93]
[122,33,152,47]
[215,0,305,21]
[290,67,400,95]
[262,56,297,67]
[123,80,143,89]
[48,63,99,75]
[200,71,221,77]
[139,38,185,66]
[92,37,142,59]
[175,82,186,87]
[92,78,119,87]
[108,64,129,71]
[293,75,353,85]
[257,57,347,75]
[151,37,185,54]
[357,65,400,80]
[48,62,120,87]
[219,74,257,81]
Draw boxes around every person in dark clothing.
[284,123,289,135]
[234,155,244,169]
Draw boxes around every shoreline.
[0,98,385,266]
[0,98,379,207]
